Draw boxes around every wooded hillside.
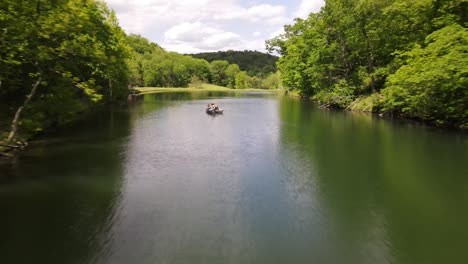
[189,50,278,77]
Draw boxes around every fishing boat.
[206,103,224,114]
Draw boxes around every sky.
[102,0,325,54]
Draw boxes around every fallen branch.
[7,76,42,143]
[0,143,23,149]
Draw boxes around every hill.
[189,50,278,77]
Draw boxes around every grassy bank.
[133,83,279,94]
[284,88,467,129]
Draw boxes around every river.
[0,91,467,264]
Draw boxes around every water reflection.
[0,108,130,264]
[0,93,466,264]
[97,94,285,263]
[278,96,468,264]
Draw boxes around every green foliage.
[0,0,130,139]
[225,64,240,88]
[210,60,230,86]
[247,76,262,89]
[314,80,355,108]
[235,71,249,89]
[381,24,468,127]
[348,93,382,112]
[190,76,204,89]
[125,35,274,90]
[260,72,282,89]
[126,34,162,54]
[126,35,211,88]
[190,50,278,77]
[268,0,468,127]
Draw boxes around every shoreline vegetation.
[1,0,466,157]
[0,0,280,156]
[132,84,279,95]
[267,0,467,130]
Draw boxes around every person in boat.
[207,103,215,112]
[207,103,222,113]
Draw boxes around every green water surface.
[0,92,467,264]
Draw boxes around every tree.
[235,71,248,89]
[190,50,278,77]
[381,24,468,127]
[261,72,281,89]
[266,0,467,127]
[226,64,240,88]
[210,60,230,86]
[1,0,129,142]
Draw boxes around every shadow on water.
[0,91,270,264]
[278,96,468,264]
[0,107,132,264]
[0,92,466,264]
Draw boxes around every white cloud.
[269,27,285,39]
[248,4,284,18]
[102,0,325,53]
[295,0,325,19]
[163,22,242,52]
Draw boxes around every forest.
[0,0,281,146]
[126,34,280,90]
[267,0,467,128]
[0,0,129,145]
[189,50,278,77]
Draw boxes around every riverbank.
[285,89,467,130]
[0,140,27,158]
[0,102,111,159]
[133,83,279,94]
[0,85,277,157]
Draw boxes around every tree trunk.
[7,77,42,143]
[338,32,352,79]
[360,20,376,93]
[109,79,113,100]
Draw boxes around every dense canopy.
[267,0,467,128]
[190,50,279,77]
[0,0,129,141]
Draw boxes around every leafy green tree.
[1,0,129,142]
[235,71,248,89]
[126,34,213,88]
[381,24,468,127]
[247,76,262,89]
[226,64,240,88]
[183,56,211,83]
[190,50,278,77]
[267,0,467,127]
[261,72,281,89]
[126,34,162,54]
[210,60,230,86]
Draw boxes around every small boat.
[206,103,224,114]
[206,107,224,114]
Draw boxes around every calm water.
[0,92,467,264]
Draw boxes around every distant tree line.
[267,0,467,128]
[189,50,279,77]
[127,34,211,88]
[126,35,281,90]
